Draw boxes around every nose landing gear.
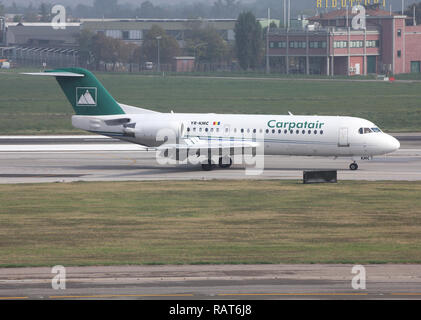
[349,162,359,171]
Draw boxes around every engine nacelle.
[134,120,184,147]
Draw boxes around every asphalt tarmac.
[2,264,421,300]
[0,134,420,183]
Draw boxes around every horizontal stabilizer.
[22,72,85,77]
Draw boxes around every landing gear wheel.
[349,162,359,171]
[201,160,216,171]
[218,156,232,169]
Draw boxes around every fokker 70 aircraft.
[25,68,400,171]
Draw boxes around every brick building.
[268,7,421,75]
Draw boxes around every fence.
[5,47,79,69]
[2,47,266,75]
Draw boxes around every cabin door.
[338,127,350,147]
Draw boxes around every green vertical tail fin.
[47,68,125,116]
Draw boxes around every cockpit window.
[359,127,379,134]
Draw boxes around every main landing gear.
[349,162,359,171]
[201,157,232,171]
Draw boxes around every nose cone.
[384,135,400,153]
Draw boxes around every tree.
[39,3,51,22]
[212,0,241,19]
[234,11,263,70]
[136,1,167,19]
[184,24,231,63]
[13,15,23,22]
[77,29,95,68]
[24,3,38,22]
[93,0,118,18]
[141,25,180,64]
[90,32,138,70]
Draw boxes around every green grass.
[0,69,420,134]
[0,180,421,267]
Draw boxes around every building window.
[366,40,379,48]
[397,50,401,58]
[333,41,348,48]
[129,30,142,40]
[278,41,286,48]
[397,29,402,37]
[105,30,122,39]
[269,41,275,48]
[350,40,363,48]
[289,41,306,49]
[411,61,421,73]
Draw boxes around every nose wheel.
[349,162,359,171]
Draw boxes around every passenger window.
[266,129,269,134]
[302,130,305,134]
[278,129,282,134]
[284,129,288,134]
[308,130,311,134]
[272,129,275,134]
[314,130,318,134]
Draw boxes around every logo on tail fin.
[76,87,97,106]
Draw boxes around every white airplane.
[25,68,400,171]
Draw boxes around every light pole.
[156,36,162,73]
[266,8,271,74]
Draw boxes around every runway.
[2,264,421,300]
[0,134,420,183]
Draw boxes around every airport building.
[80,18,237,47]
[268,7,421,75]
